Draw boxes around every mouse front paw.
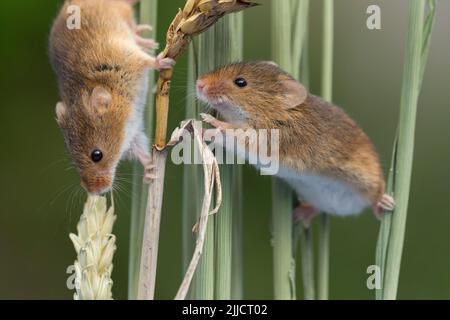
[200,113,233,131]
[133,146,157,183]
[135,24,153,34]
[143,163,157,184]
[138,156,157,183]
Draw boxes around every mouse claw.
[135,151,157,184]
[374,194,395,219]
[142,162,157,184]
[143,173,157,184]
[200,113,232,131]
[200,113,215,124]
[135,24,153,34]
[293,204,319,229]
[155,53,175,70]
[135,36,159,50]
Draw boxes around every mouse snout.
[196,79,223,104]
[196,79,206,91]
[81,175,113,195]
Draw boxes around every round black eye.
[91,149,103,163]
[234,77,247,88]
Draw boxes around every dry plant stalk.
[167,120,222,300]
[137,0,256,300]
[155,0,257,149]
[70,196,116,300]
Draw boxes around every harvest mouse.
[49,0,174,194]
[196,62,395,226]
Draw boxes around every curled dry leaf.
[162,0,258,60]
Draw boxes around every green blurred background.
[0,0,449,299]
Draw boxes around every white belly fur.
[121,72,149,156]
[277,167,370,216]
[218,134,370,216]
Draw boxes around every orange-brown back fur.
[49,0,147,190]
[198,62,385,205]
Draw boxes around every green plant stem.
[272,0,311,300]
[317,213,330,300]
[375,141,395,300]
[230,13,244,300]
[214,13,244,300]
[216,164,233,299]
[231,166,244,299]
[321,0,334,102]
[193,28,216,300]
[271,180,296,299]
[181,44,202,299]
[128,0,157,300]
[382,0,435,300]
[214,19,233,300]
[230,13,244,290]
[318,0,334,301]
[300,226,315,300]
[271,0,295,300]
[296,0,314,301]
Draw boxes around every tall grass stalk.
[181,45,201,299]
[271,0,294,300]
[215,161,233,299]
[214,14,244,300]
[128,0,157,300]
[294,0,315,301]
[376,0,436,300]
[271,0,310,300]
[231,14,244,294]
[318,0,334,301]
[231,165,244,299]
[299,226,315,299]
[192,29,216,299]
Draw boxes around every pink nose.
[196,79,206,92]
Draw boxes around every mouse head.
[196,62,307,124]
[55,86,129,195]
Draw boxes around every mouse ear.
[279,76,307,109]
[90,86,112,113]
[55,102,66,123]
[261,61,279,67]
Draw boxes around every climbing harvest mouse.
[196,62,395,225]
[49,0,174,194]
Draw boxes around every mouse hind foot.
[134,24,159,51]
[135,24,153,34]
[141,52,175,70]
[293,203,319,229]
[122,0,141,5]
[373,194,395,219]
[130,138,158,183]
[135,36,159,51]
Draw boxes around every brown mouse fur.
[197,62,394,218]
[49,0,173,194]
